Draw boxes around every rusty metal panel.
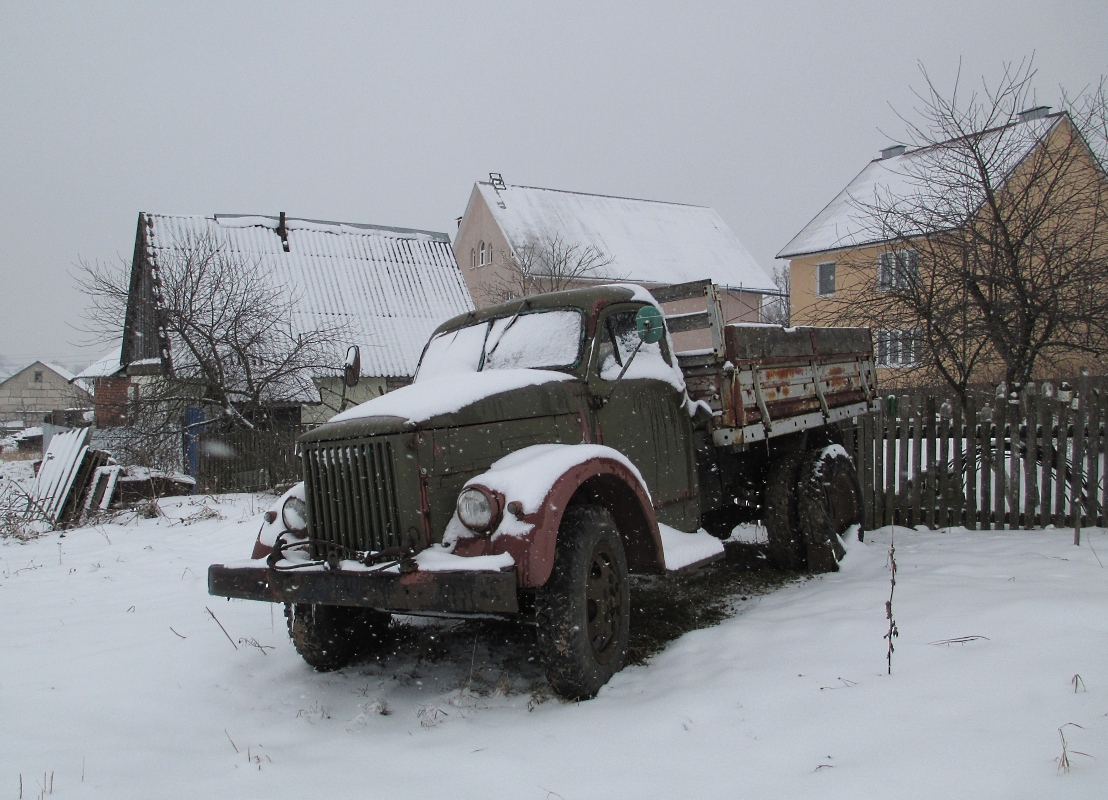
[208,563,519,615]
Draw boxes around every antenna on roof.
[277,211,290,252]
[489,172,506,191]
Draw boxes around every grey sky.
[1,1,1105,371]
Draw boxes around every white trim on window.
[877,249,919,291]
[874,328,922,367]
[816,261,836,296]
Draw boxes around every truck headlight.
[281,496,308,532]
[456,486,500,533]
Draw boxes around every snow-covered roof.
[41,362,76,382]
[74,350,125,380]
[140,214,474,378]
[478,183,775,292]
[778,114,1065,259]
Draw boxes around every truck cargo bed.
[652,281,878,450]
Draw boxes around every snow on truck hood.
[328,368,574,425]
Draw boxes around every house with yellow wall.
[777,107,1108,391]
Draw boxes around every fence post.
[964,397,978,530]
[1073,369,1090,545]
[923,396,937,529]
[1023,388,1038,528]
[898,395,911,527]
[938,401,950,529]
[992,400,1007,529]
[885,397,897,527]
[864,409,878,531]
[979,401,993,529]
[1053,400,1070,528]
[1040,395,1055,528]
[1086,389,1102,528]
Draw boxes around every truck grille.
[302,437,404,554]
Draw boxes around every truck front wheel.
[537,505,630,701]
[798,447,864,573]
[285,603,392,671]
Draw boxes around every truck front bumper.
[208,562,520,616]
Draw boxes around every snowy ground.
[1,493,1106,799]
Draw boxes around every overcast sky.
[1,1,1105,371]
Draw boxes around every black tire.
[764,450,806,570]
[285,603,392,672]
[798,446,864,573]
[537,505,630,701]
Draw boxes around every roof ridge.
[145,213,449,241]
[479,182,709,209]
[874,111,1066,163]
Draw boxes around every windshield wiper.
[481,299,530,366]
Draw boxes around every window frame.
[815,261,836,297]
[877,249,919,291]
[874,328,922,368]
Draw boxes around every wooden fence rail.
[843,388,1107,531]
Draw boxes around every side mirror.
[343,345,361,389]
[635,305,664,344]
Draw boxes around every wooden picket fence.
[842,386,1107,530]
[196,427,304,493]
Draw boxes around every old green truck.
[209,281,877,699]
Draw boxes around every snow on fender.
[443,443,665,587]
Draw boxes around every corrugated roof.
[143,214,473,378]
[778,114,1064,259]
[478,184,775,292]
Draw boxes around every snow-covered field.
[1,492,1106,799]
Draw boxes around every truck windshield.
[415,308,584,382]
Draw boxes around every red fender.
[452,456,663,587]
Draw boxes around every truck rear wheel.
[765,450,806,570]
[537,505,630,701]
[798,447,864,573]
[285,603,392,671]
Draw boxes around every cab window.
[595,309,672,382]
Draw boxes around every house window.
[816,261,836,296]
[479,241,486,266]
[470,248,476,270]
[877,249,919,290]
[875,329,922,367]
[33,371,43,383]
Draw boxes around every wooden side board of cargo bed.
[677,324,878,448]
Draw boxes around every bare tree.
[811,59,1108,405]
[481,233,622,303]
[761,262,791,326]
[77,231,349,466]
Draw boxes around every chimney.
[1017,106,1051,123]
[276,211,290,252]
[879,144,907,160]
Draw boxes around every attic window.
[33,371,43,383]
[470,248,477,270]
[479,241,486,266]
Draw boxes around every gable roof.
[475,183,776,292]
[0,361,91,400]
[778,113,1066,259]
[127,214,474,379]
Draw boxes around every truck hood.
[302,369,579,443]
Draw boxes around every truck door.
[587,305,699,531]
